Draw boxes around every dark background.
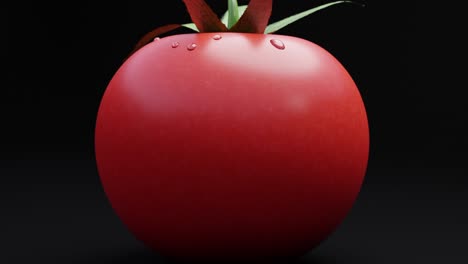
[2,1,466,263]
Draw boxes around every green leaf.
[265,1,363,34]
[182,23,199,32]
[227,0,240,28]
[221,5,248,28]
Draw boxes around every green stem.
[227,0,240,28]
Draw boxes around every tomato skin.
[95,33,369,258]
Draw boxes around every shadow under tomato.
[80,246,370,264]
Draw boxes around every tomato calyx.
[183,0,229,32]
[127,0,365,57]
[228,0,272,33]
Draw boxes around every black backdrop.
[2,1,466,263]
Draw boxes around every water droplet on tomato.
[153,37,161,42]
[187,43,197,51]
[212,34,222,40]
[171,42,180,48]
[270,39,285,50]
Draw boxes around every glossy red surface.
[95,33,369,259]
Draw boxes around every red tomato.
[95,33,368,259]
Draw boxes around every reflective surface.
[95,33,369,259]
